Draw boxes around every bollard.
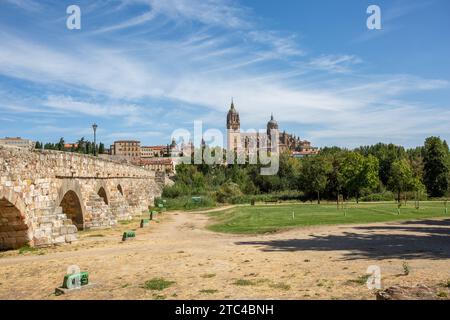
[140,219,150,228]
[150,210,158,220]
[62,271,89,289]
[56,271,93,295]
[122,231,136,241]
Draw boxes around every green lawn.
[207,201,449,234]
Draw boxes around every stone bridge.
[0,145,163,250]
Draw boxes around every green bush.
[361,192,395,202]
[162,184,193,198]
[216,182,243,203]
[156,195,216,211]
[229,191,304,204]
[361,191,429,202]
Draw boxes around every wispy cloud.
[3,0,41,11]
[307,55,362,73]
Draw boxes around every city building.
[141,157,176,174]
[141,145,168,158]
[226,101,319,156]
[110,140,141,163]
[0,137,34,149]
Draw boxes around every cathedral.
[226,100,318,156]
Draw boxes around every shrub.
[157,195,216,211]
[216,182,243,203]
[18,244,38,254]
[361,191,395,202]
[228,191,304,204]
[162,184,190,198]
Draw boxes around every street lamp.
[92,123,98,156]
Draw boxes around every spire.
[271,113,274,121]
[230,97,235,110]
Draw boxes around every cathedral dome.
[227,99,240,130]
[267,114,279,130]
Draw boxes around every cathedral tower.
[227,99,241,151]
[267,114,280,152]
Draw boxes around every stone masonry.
[0,145,163,250]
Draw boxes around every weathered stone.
[0,145,163,249]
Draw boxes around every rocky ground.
[0,209,449,300]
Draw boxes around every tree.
[341,152,379,203]
[56,137,65,151]
[98,143,105,154]
[76,137,85,153]
[423,137,450,197]
[299,156,332,204]
[324,150,347,206]
[387,159,414,203]
[356,143,406,186]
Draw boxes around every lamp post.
[92,123,98,156]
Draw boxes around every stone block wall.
[0,145,163,249]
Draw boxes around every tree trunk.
[416,191,420,209]
[317,191,320,205]
[397,190,401,204]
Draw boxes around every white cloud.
[43,95,141,118]
[97,0,251,32]
[0,0,448,148]
[308,55,362,73]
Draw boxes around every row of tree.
[34,137,106,155]
[166,137,450,203]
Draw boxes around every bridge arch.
[94,181,111,205]
[117,184,124,196]
[0,189,31,250]
[56,181,86,230]
[97,187,108,205]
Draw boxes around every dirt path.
[0,211,449,300]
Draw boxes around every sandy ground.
[0,208,449,300]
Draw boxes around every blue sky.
[0,0,449,148]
